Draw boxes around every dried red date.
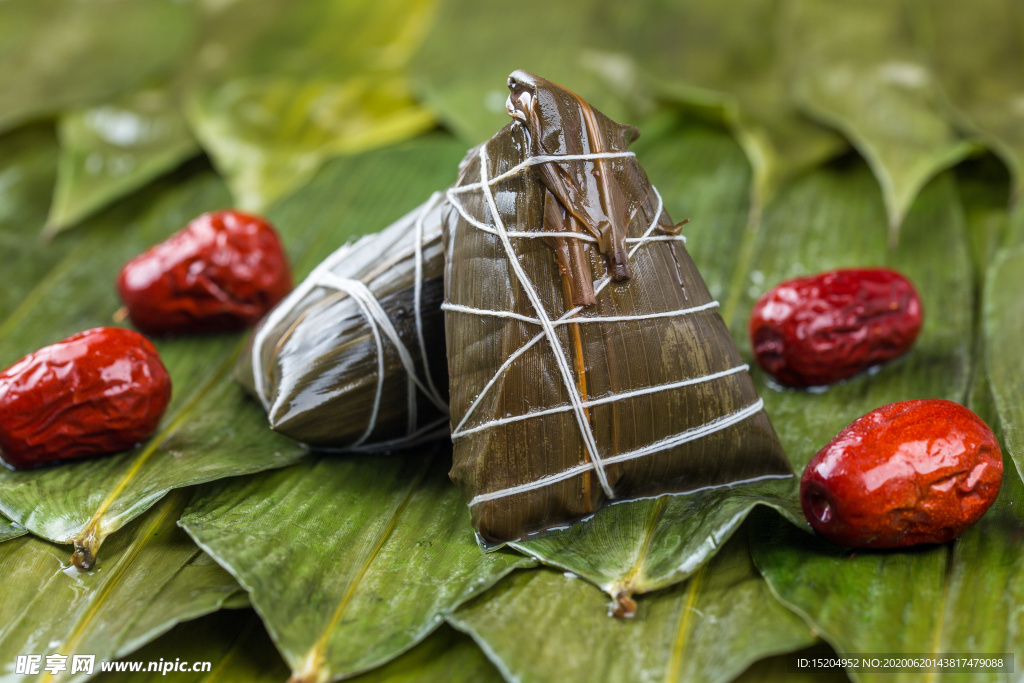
[0,327,172,469]
[749,268,922,387]
[118,210,292,336]
[800,399,1002,548]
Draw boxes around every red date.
[0,327,172,469]
[117,210,292,336]
[749,268,922,387]
[800,399,1002,548]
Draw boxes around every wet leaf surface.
[629,0,847,203]
[450,534,815,683]
[180,452,533,683]
[920,0,1024,199]
[0,0,194,134]
[785,0,974,237]
[46,89,199,237]
[185,0,438,210]
[96,611,501,683]
[0,491,240,683]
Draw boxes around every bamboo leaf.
[785,0,974,238]
[0,0,194,134]
[0,124,72,321]
[733,644,849,683]
[95,610,291,683]
[347,625,504,683]
[180,452,534,683]
[512,479,801,611]
[0,490,240,683]
[956,156,1013,281]
[629,0,847,204]
[918,0,1024,200]
[449,535,816,683]
[0,136,467,567]
[0,518,24,543]
[45,89,199,237]
[97,611,501,683]
[185,0,438,211]
[985,244,1024,481]
[411,0,655,145]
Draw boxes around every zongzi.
[235,195,449,451]
[443,71,792,542]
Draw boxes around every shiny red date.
[0,327,172,469]
[118,210,292,336]
[749,268,922,387]
[800,399,1002,548]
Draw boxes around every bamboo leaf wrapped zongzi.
[443,71,792,542]
[235,196,449,451]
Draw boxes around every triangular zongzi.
[443,71,792,542]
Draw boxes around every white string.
[449,151,636,194]
[441,300,719,327]
[465,222,686,245]
[467,399,766,506]
[451,364,750,441]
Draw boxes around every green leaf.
[449,535,816,683]
[733,644,850,683]
[411,0,656,146]
[0,0,195,134]
[0,518,25,543]
[985,244,1024,481]
[347,624,504,683]
[95,610,291,683]
[185,0,438,211]
[180,452,534,683]
[629,0,847,204]
[512,479,801,612]
[0,137,467,566]
[0,490,240,683]
[732,165,973,472]
[45,89,199,237]
[0,124,75,321]
[918,0,1024,199]
[955,156,1013,282]
[785,0,974,238]
[97,611,501,683]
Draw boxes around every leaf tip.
[609,591,637,619]
[71,525,103,571]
